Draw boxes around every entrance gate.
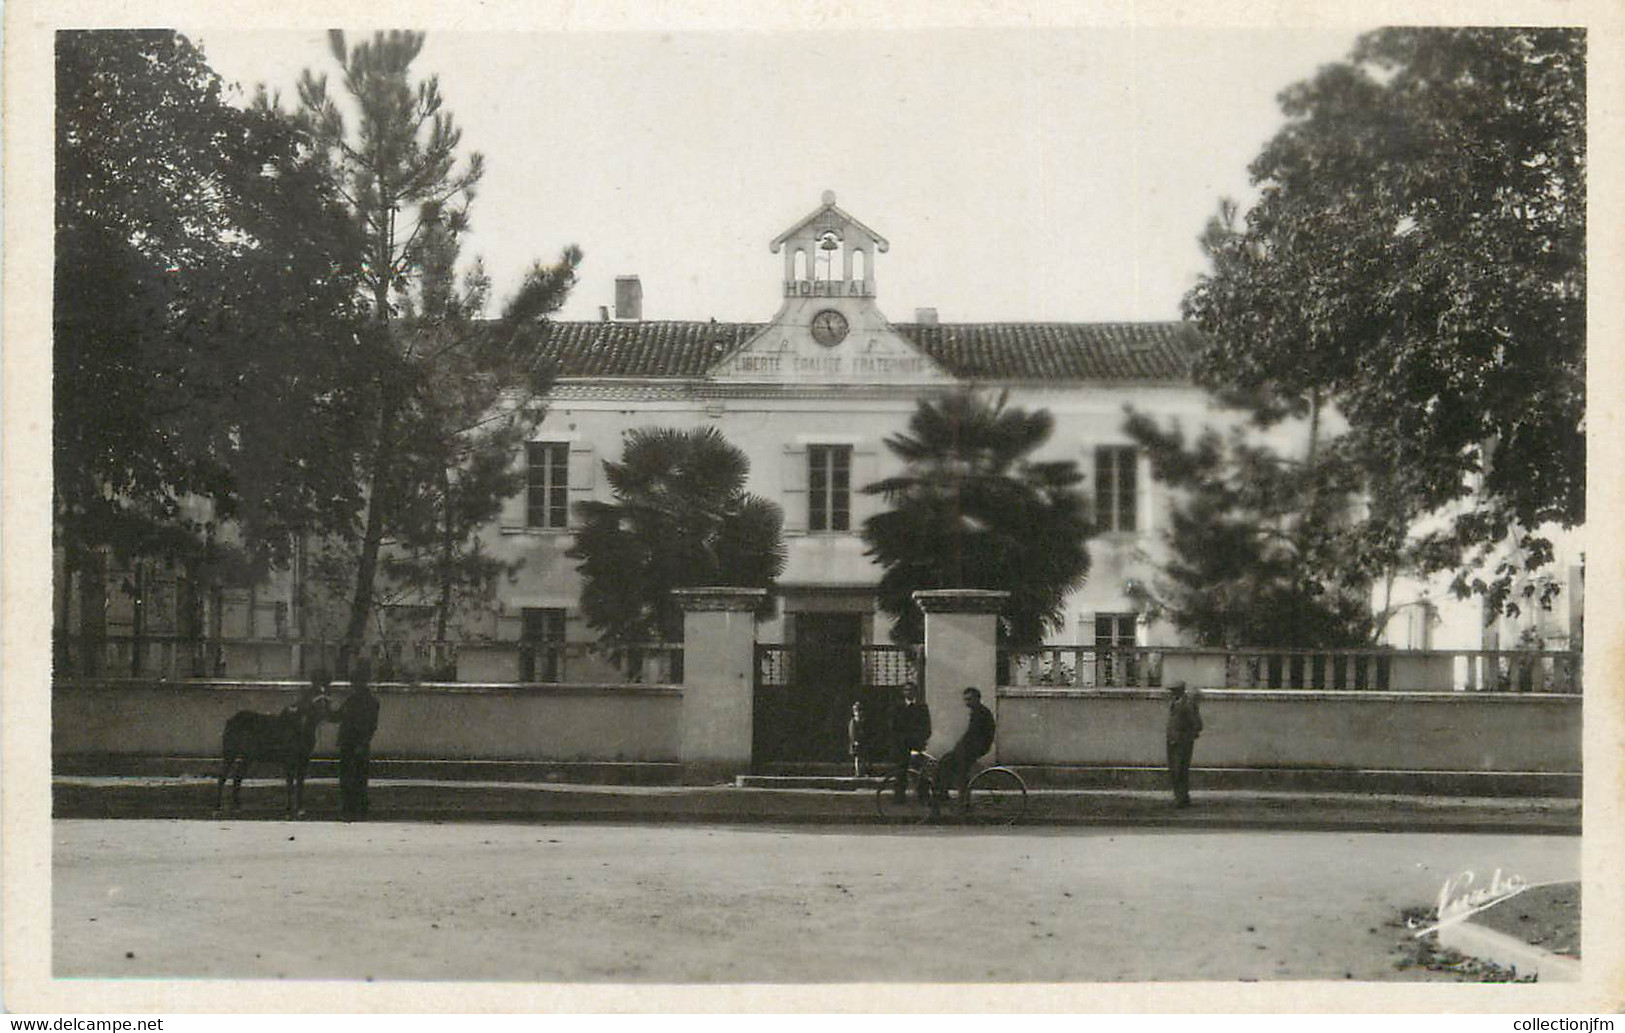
[753,629,921,771]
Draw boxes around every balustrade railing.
[999,646,1164,689]
[52,634,682,686]
[998,645,1581,694]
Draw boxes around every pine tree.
[293,31,581,667]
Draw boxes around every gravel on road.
[53,819,1579,983]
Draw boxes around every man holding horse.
[335,659,381,821]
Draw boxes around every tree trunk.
[131,558,145,677]
[1373,569,1398,647]
[77,549,105,677]
[341,269,398,673]
[435,465,453,643]
[57,548,76,676]
[1306,388,1321,470]
[342,418,392,672]
[210,583,224,676]
[292,534,307,676]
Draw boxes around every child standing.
[848,701,871,777]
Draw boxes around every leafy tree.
[1183,27,1584,616]
[862,389,1091,648]
[1124,412,1411,647]
[291,30,581,665]
[54,30,368,661]
[568,428,786,651]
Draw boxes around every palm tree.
[863,389,1092,647]
[568,427,785,651]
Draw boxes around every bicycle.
[874,750,1028,825]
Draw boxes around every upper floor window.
[1095,445,1139,533]
[808,444,852,532]
[527,442,570,529]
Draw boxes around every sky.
[180,25,1364,325]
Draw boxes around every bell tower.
[771,190,889,302]
[709,191,948,385]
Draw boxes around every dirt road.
[53,819,1577,982]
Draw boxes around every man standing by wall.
[1165,680,1203,808]
[336,659,381,821]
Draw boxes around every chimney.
[598,305,610,322]
[614,275,643,321]
[915,307,938,325]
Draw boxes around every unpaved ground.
[53,820,1577,982]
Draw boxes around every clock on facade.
[809,309,850,347]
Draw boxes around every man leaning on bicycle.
[931,686,995,821]
[891,681,932,803]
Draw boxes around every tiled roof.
[520,319,1202,382]
[893,322,1203,381]
[521,320,764,378]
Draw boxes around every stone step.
[741,766,1580,797]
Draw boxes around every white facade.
[475,193,1225,653]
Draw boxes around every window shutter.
[1078,613,1099,688]
[567,443,597,526]
[853,444,880,528]
[495,610,522,641]
[1137,450,1153,536]
[1085,445,1102,530]
[565,608,587,644]
[781,443,808,535]
[498,443,527,531]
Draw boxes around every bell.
[819,233,840,251]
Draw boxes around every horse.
[215,693,331,818]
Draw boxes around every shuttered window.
[520,607,567,683]
[1095,445,1139,532]
[808,445,853,532]
[527,442,570,529]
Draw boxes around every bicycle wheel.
[875,771,934,822]
[966,766,1027,826]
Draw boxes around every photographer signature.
[1409,868,1531,937]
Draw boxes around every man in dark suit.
[889,682,932,802]
[1165,680,1203,807]
[336,659,381,820]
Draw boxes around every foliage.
[54,30,369,579]
[1182,27,1585,614]
[1124,412,1399,647]
[289,30,581,661]
[568,428,786,650]
[377,223,577,640]
[862,389,1091,648]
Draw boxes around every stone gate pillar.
[913,589,1008,762]
[674,587,765,784]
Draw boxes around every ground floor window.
[1094,612,1140,686]
[520,607,567,682]
[1094,613,1138,648]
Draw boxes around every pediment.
[709,301,954,385]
